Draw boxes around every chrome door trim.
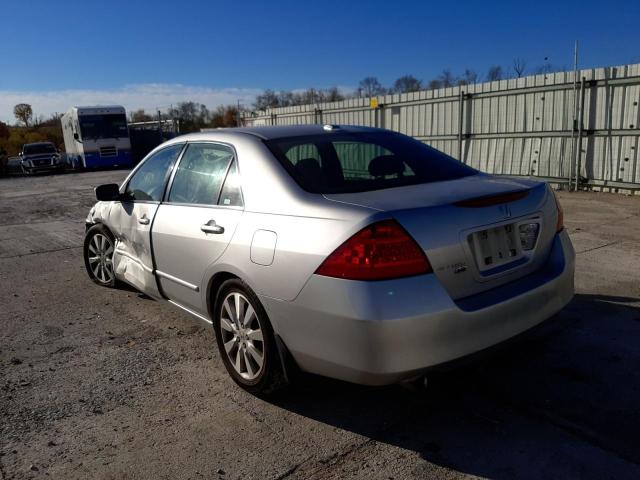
[168,299,212,324]
[156,269,200,292]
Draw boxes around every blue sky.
[1,0,638,121]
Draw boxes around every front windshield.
[79,114,128,140]
[23,143,56,155]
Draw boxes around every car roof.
[198,124,384,140]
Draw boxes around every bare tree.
[210,105,239,128]
[323,87,345,102]
[358,77,386,97]
[13,103,33,127]
[131,109,153,122]
[486,66,504,82]
[254,90,280,110]
[393,75,422,93]
[300,88,320,105]
[458,69,479,85]
[535,62,554,74]
[513,58,527,78]
[437,69,457,88]
[427,79,443,90]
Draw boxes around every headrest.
[295,158,322,175]
[368,155,405,177]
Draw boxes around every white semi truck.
[62,106,134,169]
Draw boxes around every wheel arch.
[206,270,296,388]
[206,271,240,319]
[85,219,104,232]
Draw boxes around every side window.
[125,144,183,201]
[168,143,234,205]
[218,160,243,207]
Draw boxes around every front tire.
[213,279,286,395]
[84,224,117,287]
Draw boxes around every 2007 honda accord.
[84,125,574,394]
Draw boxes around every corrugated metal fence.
[243,63,640,193]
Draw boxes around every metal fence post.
[574,77,586,190]
[458,89,465,162]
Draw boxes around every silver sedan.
[84,125,575,394]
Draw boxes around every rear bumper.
[261,230,575,385]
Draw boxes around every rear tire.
[84,224,117,288]
[213,279,286,395]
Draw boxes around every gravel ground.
[1,171,639,480]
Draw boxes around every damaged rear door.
[111,143,184,297]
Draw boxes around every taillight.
[552,190,564,232]
[315,220,432,281]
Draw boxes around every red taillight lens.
[552,190,564,232]
[315,220,432,281]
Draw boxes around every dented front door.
[111,143,184,297]
[112,201,161,296]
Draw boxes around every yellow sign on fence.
[370,98,379,109]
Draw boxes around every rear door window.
[168,143,234,205]
[218,160,243,207]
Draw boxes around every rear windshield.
[265,132,477,194]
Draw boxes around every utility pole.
[568,40,579,190]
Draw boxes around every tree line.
[253,58,559,110]
[0,105,64,157]
[0,101,244,156]
[129,102,241,132]
[1,57,561,156]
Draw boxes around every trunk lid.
[324,174,558,300]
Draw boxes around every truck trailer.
[62,106,134,169]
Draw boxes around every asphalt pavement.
[1,171,639,479]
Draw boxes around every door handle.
[201,220,224,234]
[138,216,150,225]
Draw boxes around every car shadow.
[266,293,640,478]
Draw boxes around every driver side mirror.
[95,183,121,201]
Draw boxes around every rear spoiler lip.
[453,189,530,207]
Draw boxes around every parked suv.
[20,142,65,174]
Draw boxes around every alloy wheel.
[87,233,114,284]
[220,292,265,380]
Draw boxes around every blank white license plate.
[469,224,520,272]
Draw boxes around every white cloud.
[0,84,263,123]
